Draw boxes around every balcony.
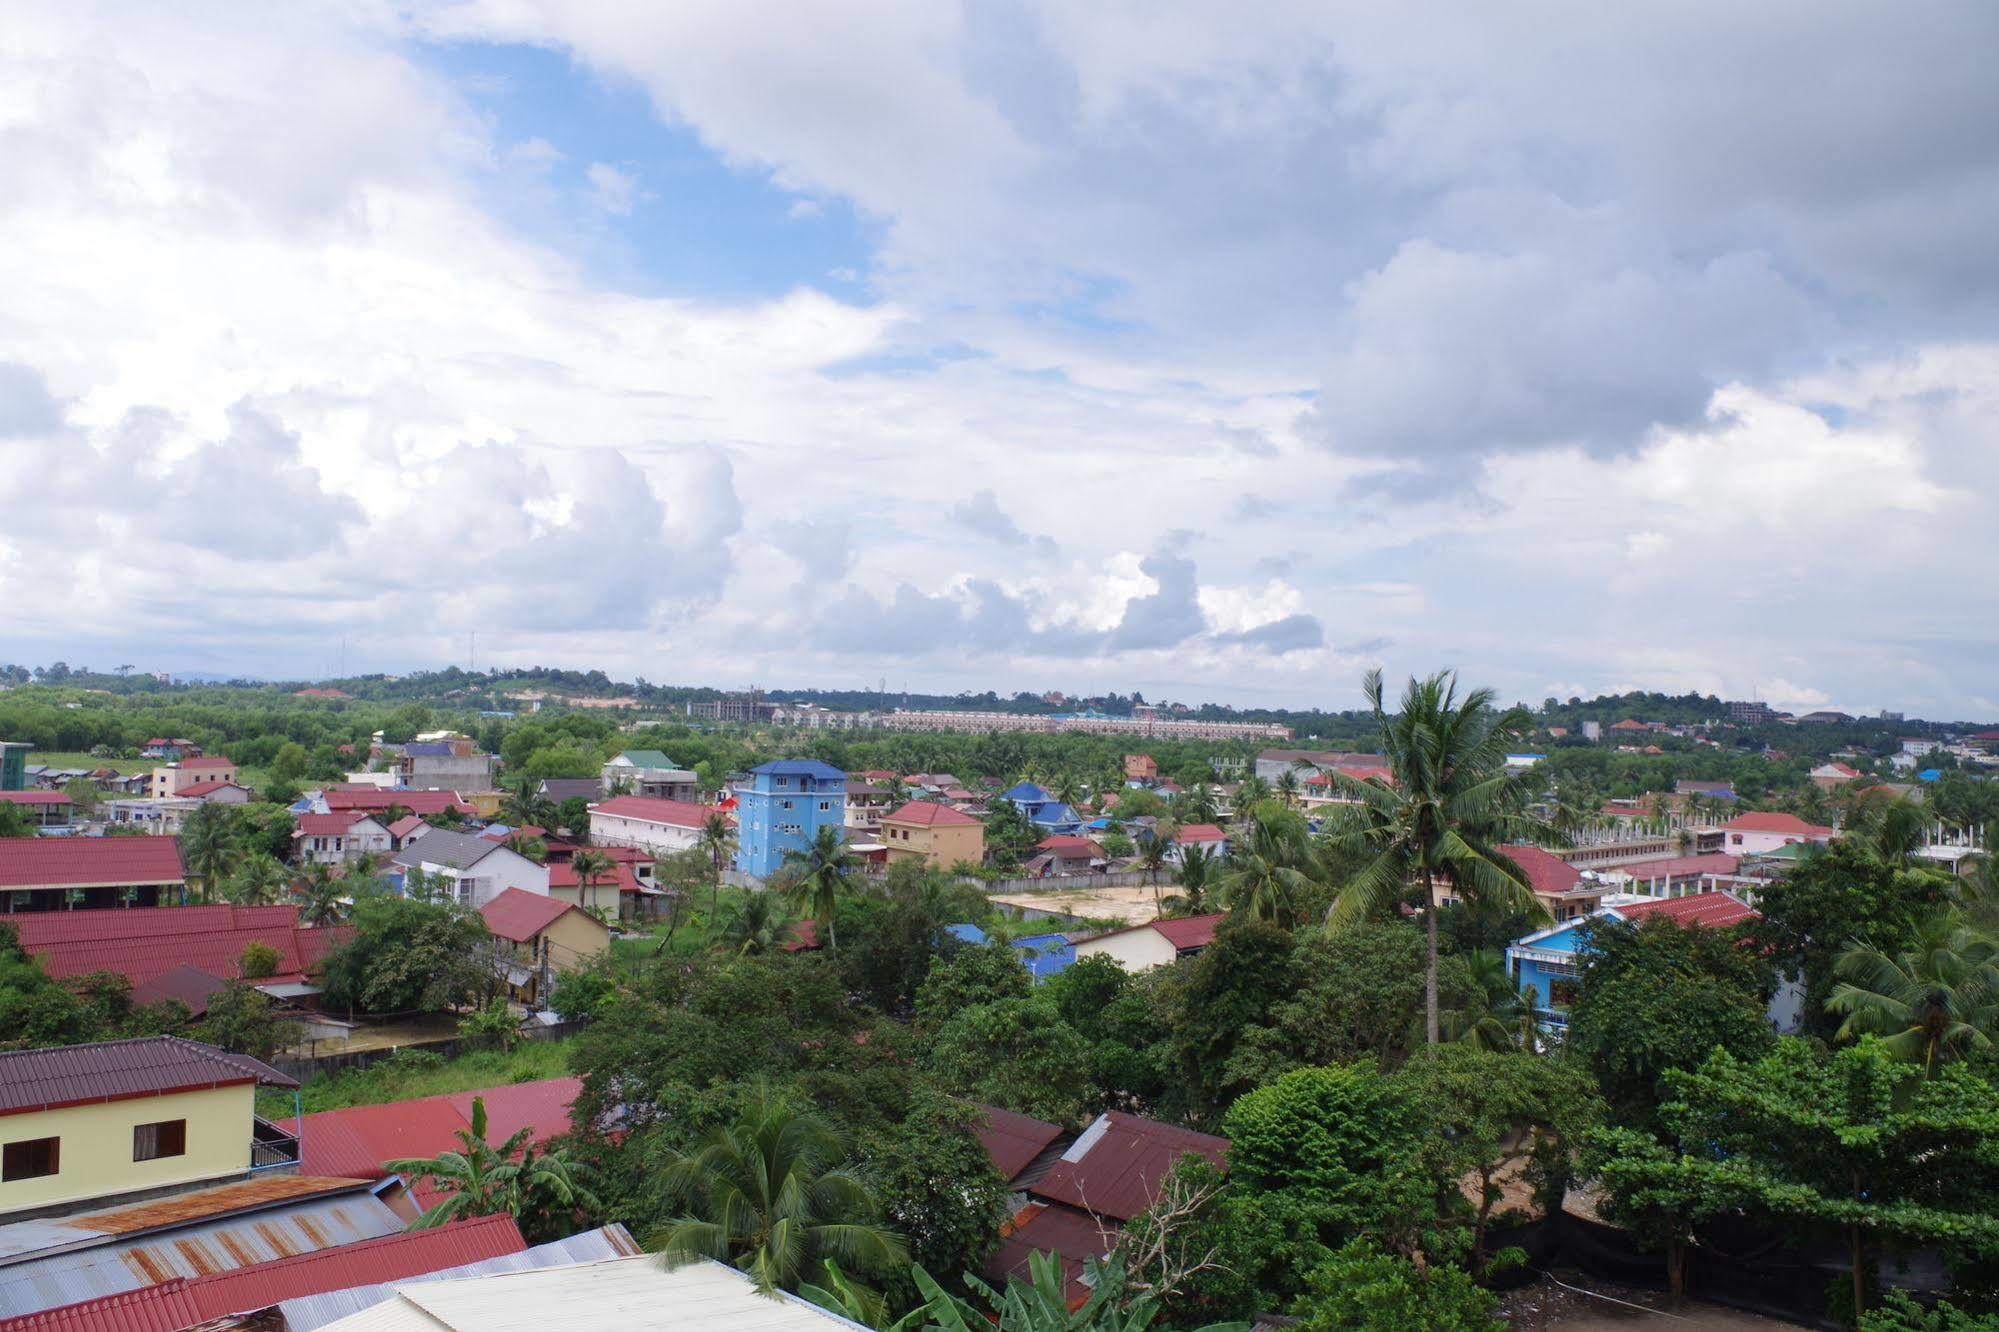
[250,1116,301,1171]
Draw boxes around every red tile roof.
[0,1035,295,1115]
[0,790,73,806]
[974,1104,1066,1182]
[0,835,185,889]
[589,794,712,827]
[1616,853,1741,883]
[287,1078,582,1206]
[1149,913,1226,951]
[0,1216,525,1332]
[1614,891,1757,929]
[547,860,645,895]
[10,904,344,988]
[1032,1111,1228,1222]
[1035,835,1100,858]
[883,800,981,827]
[1722,811,1836,836]
[480,887,590,942]
[1173,823,1226,843]
[296,811,370,836]
[1498,844,1583,898]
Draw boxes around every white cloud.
[584,160,638,214]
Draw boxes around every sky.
[2,2,1997,719]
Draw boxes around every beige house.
[150,755,238,798]
[879,800,984,869]
[1072,913,1224,973]
[479,888,612,1007]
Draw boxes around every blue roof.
[1013,932,1075,979]
[753,759,846,780]
[1003,781,1050,803]
[944,923,988,945]
[1919,768,1944,782]
[1029,802,1082,827]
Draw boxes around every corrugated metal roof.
[279,1225,641,1331]
[973,1104,1065,1183]
[315,1254,862,1331]
[11,906,345,991]
[0,1179,397,1320]
[0,1036,296,1116]
[0,1217,524,1332]
[1030,1111,1228,1223]
[477,888,580,943]
[0,838,184,889]
[981,1202,1107,1305]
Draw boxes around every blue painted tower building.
[734,759,848,878]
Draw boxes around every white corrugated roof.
[317,1256,866,1331]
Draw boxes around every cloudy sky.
[3,3,1996,717]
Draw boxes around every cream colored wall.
[1074,927,1178,973]
[881,820,985,869]
[542,909,611,971]
[0,1083,256,1215]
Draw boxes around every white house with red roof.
[1073,913,1225,972]
[1809,760,1862,789]
[1168,822,1229,863]
[1031,834,1103,876]
[1719,811,1837,855]
[587,795,712,857]
[176,779,254,805]
[151,755,238,799]
[293,812,393,865]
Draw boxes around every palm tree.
[1439,948,1527,1052]
[1324,668,1554,1047]
[1168,843,1214,915]
[1051,772,1086,812]
[179,803,239,902]
[386,1095,599,1241]
[570,849,616,919]
[784,825,852,950]
[1178,783,1219,824]
[700,811,735,926]
[1218,807,1316,928]
[1827,910,1999,1074]
[499,777,555,831]
[1275,766,1303,809]
[227,853,286,906]
[293,864,351,926]
[1235,773,1273,808]
[1851,797,1933,869]
[1136,834,1171,914]
[721,893,788,955]
[648,1084,905,1295]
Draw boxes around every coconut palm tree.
[1439,948,1528,1052]
[1851,797,1933,869]
[499,777,555,832]
[1274,766,1302,809]
[1218,807,1317,928]
[721,893,789,956]
[227,853,286,907]
[1168,842,1214,915]
[784,825,852,950]
[1177,783,1219,825]
[1324,668,1555,1047]
[648,1084,905,1295]
[1051,772,1086,812]
[386,1095,599,1242]
[292,864,351,926]
[1136,834,1171,913]
[1827,910,1999,1074]
[1235,774,1273,808]
[178,803,240,902]
[568,849,616,919]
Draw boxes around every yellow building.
[0,1036,300,1218]
[878,800,985,869]
[149,755,238,798]
[478,887,612,1007]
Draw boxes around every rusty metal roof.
[0,1037,296,1117]
[1029,1111,1228,1223]
[0,1176,395,1320]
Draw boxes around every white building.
[389,829,548,910]
[294,813,394,865]
[588,795,711,857]
[1718,811,1837,856]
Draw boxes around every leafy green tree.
[1751,840,1951,1040]
[1564,914,1774,1129]
[1290,1241,1502,1331]
[557,795,592,836]
[0,802,33,838]
[270,741,310,782]
[1168,918,1298,1119]
[458,996,522,1050]
[983,798,1040,869]
[62,774,101,816]
[1828,908,1999,1073]
[227,853,286,907]
[387,1094,599,1243]
[1439,948,1526,1052]
[859,1094,1009,1308]
[924,996,1092,1123]
[199,980,299,1060]
[318,893,492,1016]
[238,939,281,979]
[1218,805,1316,928]
[1324,668,1552,1045]
[895,1249,1250,1332]
[648,1084,906,1295]
[786,824,853,950]
[179,802,241,900]
[916,941,1030,1029]
[1589,1039,1999,1319]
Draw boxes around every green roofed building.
[600,750,699,802]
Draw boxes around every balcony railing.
[250,1116,301,1170]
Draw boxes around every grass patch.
[261,1039,576,1116]
[29,751,154,774]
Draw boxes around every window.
[133,1119,187,1162]
[780,799,795,811]
[818,800,832,812]
[3,1136,59,1181]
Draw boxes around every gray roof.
[537,778,603,802]
[389,828,507,871]
[0,1035,296,1114]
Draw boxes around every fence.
[978,870,1176,895]
[270,1018,586,1084]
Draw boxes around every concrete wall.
[881,820,984,868]
[0,1084,254,1215]
[1073,927,1178,973]
[589,811,703,856]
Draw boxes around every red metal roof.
[1722,811,1836,836]
[387,814,426,837]
[1031,1111,1228,1222]
[0,791,73,806]
[0,1035,295,1115]
[1498,844,1583,898]
[129,963,232,1017]
[982,1201,1107,1305]
[176,780,248,798]
[288,1078,582,1205]
[883,800,981,827]
[323,789,474,816]
[1617,853,1741,883]
[479,887,589,942]
[589,795,711,827]
[178,756,235,770]
[11,904,343,988]
[1173,823,1226,843]
[0,1216,525,1332]
[1035,835,1100,857]
[781,919,822,952]
[546,860,644,895]
[1615,891,1758,929]
[974,1104,1066,1182]
[0,836,184,889]
[295,811,369,836]
[1149,913,1225,951]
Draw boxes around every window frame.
[133,1118,188,1163]
[2,1136,60,1182]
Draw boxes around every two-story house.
[388,829,547,910]
[600,750,700,802]
[734,760,846,878]
[397,737,497,792]
[479,888,611,1007]
[879,800,985,869]
[1506,891,1771,1027]
[150,755,238,799]
[1001,782,1084,836]
[0,1036,301,1219]
[292,812,394,865]
[587,795,711,858]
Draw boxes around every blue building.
[1001,781,1084,836]
[1505,891,1761,1027]
[734,759,848,878]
